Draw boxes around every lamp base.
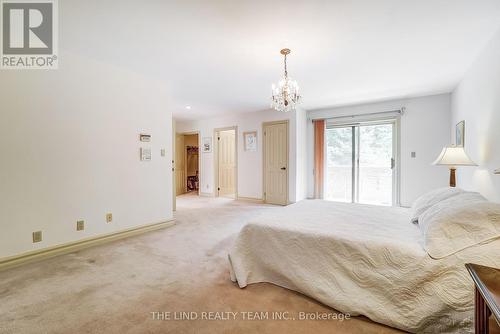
[449,167,456,187]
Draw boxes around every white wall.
[295,108,308,202]
[0,52,173,259]
[307,94,451,207]
[451,28,500,202]
[176,108,307,203]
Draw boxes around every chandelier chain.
[284,54,288,78]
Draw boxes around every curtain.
[314,119,325,199]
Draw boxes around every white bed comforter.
[228,200,500,333]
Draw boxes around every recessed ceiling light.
[185,105,192,110]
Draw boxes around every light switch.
[160,149,166,157]
[411,152,416,158]
[140,148,152,161]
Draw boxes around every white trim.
[237,196,264,203]
[394,117,402,206]
[0,219,175,271]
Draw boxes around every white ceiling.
[62,0,500,120]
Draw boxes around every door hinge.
[391,158,395,169]
[218,137,220,140]
[218,187,220,191]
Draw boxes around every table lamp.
[433,146,477,187]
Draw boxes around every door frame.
[262,120,289,205]
[213,126,238,199]
[172,121,176,211]
[174,131,201,203]
[325,117,401,206]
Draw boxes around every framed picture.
[243,131,257,152]
[456,120,465,147]
[202,137,212,153]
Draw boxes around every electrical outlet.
[160,149,166,157]
[32,231,42,243]
[106,213,113,223]
[77,220,84,231]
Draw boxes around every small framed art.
[243,131,257,152]
[202,137,212,153]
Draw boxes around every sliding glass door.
[325,127,353,202]
[325,121,396,206]
[357,124,393,205]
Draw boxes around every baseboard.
[237,196,264,203]
[0,219,175,271]
[199,192,214,197]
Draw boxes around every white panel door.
[175,134,186,195]
[217,130,236,197]
[263,122,288,205]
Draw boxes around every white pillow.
[410,187,465,224]
[419,192,500,259]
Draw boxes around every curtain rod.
[310,107,406,121]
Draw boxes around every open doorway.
[175,132,200,198]
[214,127,237,199]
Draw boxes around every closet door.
[263,121,288,205]
[217,130,236,197]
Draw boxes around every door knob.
[281,167,286,170]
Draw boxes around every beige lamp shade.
[433,146,477,166]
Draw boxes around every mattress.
[228,200,500,333]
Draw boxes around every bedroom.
[1,1,500,333]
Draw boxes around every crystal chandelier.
[271,48,302,112]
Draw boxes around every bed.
[228,196,500,333]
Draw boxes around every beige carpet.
[0,194,403,334]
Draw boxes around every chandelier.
[271,48,302,112]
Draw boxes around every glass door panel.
[325,122,395,206]
[357,124,393,206]
[325,127,353,203]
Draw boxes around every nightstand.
[465,263,500,334]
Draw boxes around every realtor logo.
[1,0,58,69]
